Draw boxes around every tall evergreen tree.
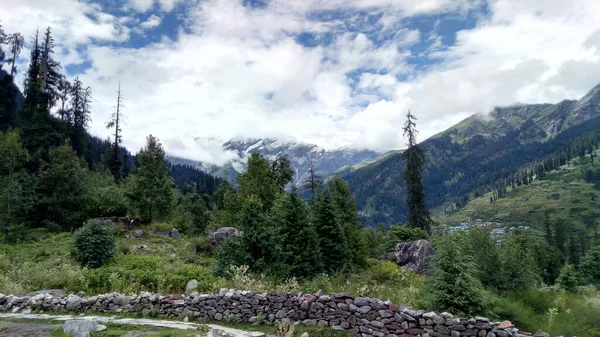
[70,77,92,156]
[270,155,294,191]
[425,235,488,316]
[303,158,322,197]
[402,111,432,233]
[216,195,285,275]
[125,135,174,222]
[106,82,124,182]
[56,78,71,122]
[327,176,367,268]
[39,27,62,109]
[0,22,5,66]
[237,152,280,210]
[312,191,350,272]
[270,189,324,278]
[7,32,24,80]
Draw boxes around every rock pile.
[0,290,537,337]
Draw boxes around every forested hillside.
[345,84,600,226]
[0,25,223,240]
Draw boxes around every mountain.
[167,138,381,185]
[343,83,600,226]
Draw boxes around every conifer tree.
[0,22,5,65]
[216,195,285,275]
[270,155,294,191]
[270,189,323,278]
[39,27,62,109]
[303,158,322,197]
[106,82,124,182]
[70,77,92,156]
[7,33,25,80]
[237,152,280,210]
[402,111,432,233]
[56,78,71,122]
[425,235,488,316]
[125,135,174,222]
[327,176,367,268]
[312,191,350,272]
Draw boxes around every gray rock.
[394,239,434,275]
[533,330,550,337]
[301,333,309,337]
[354,297,369,306]
[357,305,372,314]
[65,295,82,311]
[29,289,65,297]
[186,279,199,294]
[63,320,98,337]
[133,229,144,238]
[208,227,239,246]
[170,228,181,239]
[95,325,107,332]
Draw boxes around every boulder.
[63,320,98,337]
[394,239,434,275]
[29,289,65,297]
[65,294,82,311]
[208,227,240,246]
[186,279,199,294]
[533,330,550,337]
[170,228,181,239]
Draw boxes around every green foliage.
[34,142,88,231]
[270,189,323,278]
[72,219,115,268]
[388,225,428,243]
[424,235,489,316]
[463,228,500,290]
[216,195,285,276]
[237,153,280,210]
[312,192,350,273]
[192,236,213,256]
[125,135,175,222]
[495,230,542,293]
[557,264,580,292]
[0,129,34,242]
[581,245,600,282]
[327,176,367,268]
[85,170,128,217]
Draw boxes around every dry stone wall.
[0,290,537,337]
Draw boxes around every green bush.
[369,261,402,282]
[581,246,600,282]
[192,236,213,256]
[557,264,580,292]
[72,219,115,268]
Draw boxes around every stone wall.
[0,290,537,337]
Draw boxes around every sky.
[2,0,600,164]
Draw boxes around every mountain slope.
[168,138,380,184]
[344,83,600,226]
[436,149,600,230]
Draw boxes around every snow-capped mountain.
[167,138,381,184]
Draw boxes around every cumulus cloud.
[4,0,600,162]
[140,14,162,29]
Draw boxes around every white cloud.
[140,14,162,30]
[4,0,600,162]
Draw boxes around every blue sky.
[2,0,600,163]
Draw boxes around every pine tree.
[544,212,553,245]
[34,142,88,231]
[580,245,600,282]
[56,78,71,122]
[0,130,34,241]
[7,33,24,80]
[106,82,124,182]
[70,77,92,156]
[125,135,174,222]
[39,27,62,110]
[425,235,488,316]
[270,188,323,278]
[554,217,567,258]
[216,195,285,275]
[237,152,280,210]
[270,155,294,191]
[303,158,322,197]
[402,111,432,233]
[312,192,350,273]
[327,176,367,268]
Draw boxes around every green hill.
[436,150,600,234]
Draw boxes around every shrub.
[193,236,213,256]
[72,219,115,268]
[370,261,402,282]
[581,246,600,282]
[557,264,580,292]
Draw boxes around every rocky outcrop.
[208,227,239,246]
[0,290,537,337]
[394,239,434,275]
